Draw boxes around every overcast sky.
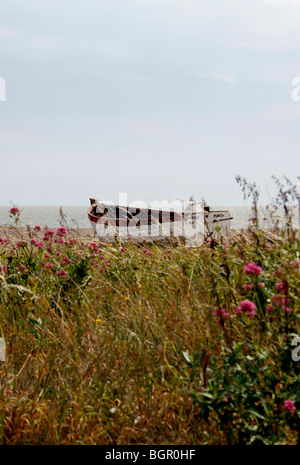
[0,0,300,206]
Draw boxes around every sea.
[0,205,299,231]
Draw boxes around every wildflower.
[44,253,50,259]
[91,261,99,267]
[9,207,19,215]
[31,238,43,248]
[68,239,77,245]
[266,305,274,313]
[89,242,98,252]
[119,247,125,252]
[45,263,54,269]
[283,400,296,413]
[16,265,26,271]
[233,306,242,315]
[62,257,71,264]
[34,225,41,231]
[196,386,202,392]
[56,270,67,277]
[0,265,7,273]
[214,308,230,319]
[244,261,262,276]
[0,238,9,245]
[46,247,52,253]
[45,229,55,237]
[125,296,130,301]
[55,251,61,256]
[272,295,290,307]
[143,248,152,256]
[283,307,292,314]
[214,308,230,326]
[243,283,254,291]
[56,227,67,237]
[276,281,288,294]
[290,260,300,269]
[234,300,256,317]
[258,282,265,289]
[16,240,27,248]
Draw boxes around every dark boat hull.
[88,199,232,245]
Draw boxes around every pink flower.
[9,207,19,215]
[143,249,152,255]
[89,242,98,252]
[243,283,254,291]
[258,282,265,289]
[214,308,230,319]
[283,400,296,413]
[283,307,292,314]
[290,260,300,269]
[56,270,67,277]
[233,306,242,315]
[119,247,125,252]
[214,309,230,326]
[276,281,288,294]
[34,225,41,231]
[244,261,262,276]
[234,300,256,317]
[266,305,274,313]
[31,238,43,248]
[68,239,77,245]
[45,263,54,269]
[0,265,7,273]
[0,238,9,245]
[55,251,61,256]
[56,227,67,237]
[272,295,290,307]
[62,257,71,264]
[16,265,26,271]
[44,253,50,259]
[16,240,26,248]
[45,229,55,237]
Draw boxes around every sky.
[0,0,300,207]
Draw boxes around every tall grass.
[0,178,299,444]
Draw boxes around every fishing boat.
[88,198,232,245]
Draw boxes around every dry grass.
[0,220,299,444]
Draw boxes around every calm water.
[0,205,299,230]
